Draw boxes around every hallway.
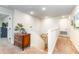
[53,36,79,54]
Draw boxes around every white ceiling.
[1,5,75,18]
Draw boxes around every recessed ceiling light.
[42,7,46,11]
[30,11,34,15]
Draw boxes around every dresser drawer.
[14,34,30,50]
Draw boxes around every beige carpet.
[53,36,79,54]
[0,38,47,54]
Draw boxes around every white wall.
[13,10,41,34]
[48,28,59,54]
[69,6,79,51]
[13,10,45,50]
[59,17,70,31]
[70,29,79,51]
[40,16,71,53]
[0,16,8,27]
[40,17,59,53]
[40,17,59,34]
[40,17,70,34]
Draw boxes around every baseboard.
[70,39,79,52]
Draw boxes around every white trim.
[70,38,79,52]
[48,28,59,54]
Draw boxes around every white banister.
[48,27,59,54]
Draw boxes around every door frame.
[0,7,14,44]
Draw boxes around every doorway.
[0,13,9,43]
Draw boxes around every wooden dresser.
[14,33,30,50]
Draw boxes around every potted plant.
[2,22,8,28]
[15,23,27,34]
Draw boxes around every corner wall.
[40,17,59,34]
[69,6,79,51]
[13,10,45,50]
